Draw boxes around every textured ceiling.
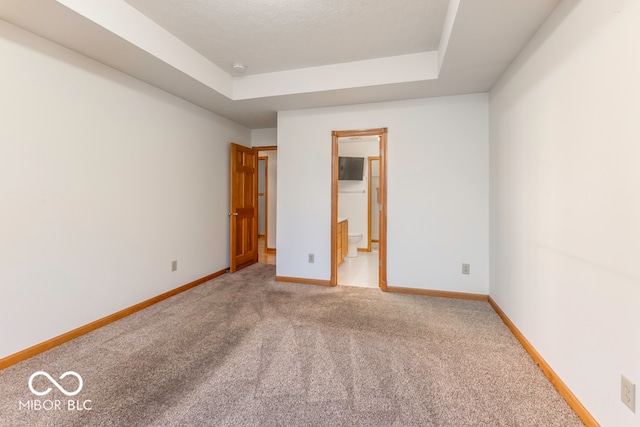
[0,0,562,129]
[124,0,449,75]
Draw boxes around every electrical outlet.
[462,263,470,275]
[171,260,178,272]
[621,375,636,412]
[308,253,314,263]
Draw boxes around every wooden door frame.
[331,128,388,290]
[367,156,380,252]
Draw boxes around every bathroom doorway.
[330,128,387,289]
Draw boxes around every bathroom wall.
[370,159,380,242]
[338,139,379,248]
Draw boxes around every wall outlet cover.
[621,375,636,412]
[308,254,314,263]
[171,260,178,272]
[462,263,470,275]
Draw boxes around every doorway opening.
[257,146,277,265]
[368,156,380,252]
[258,156,267,240]
[331,128,387,289]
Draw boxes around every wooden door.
[229,143,258,272]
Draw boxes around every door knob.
[228,212,238,216]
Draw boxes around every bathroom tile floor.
[338,249,379,289]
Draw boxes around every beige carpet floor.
[0,263,583,426]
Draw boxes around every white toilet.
[347,233,363,258]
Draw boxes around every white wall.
[0,22,250,359]
[338,140,379,248]
[489,1,640,425]
[277,94,489,293]
[251,128,277,148]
